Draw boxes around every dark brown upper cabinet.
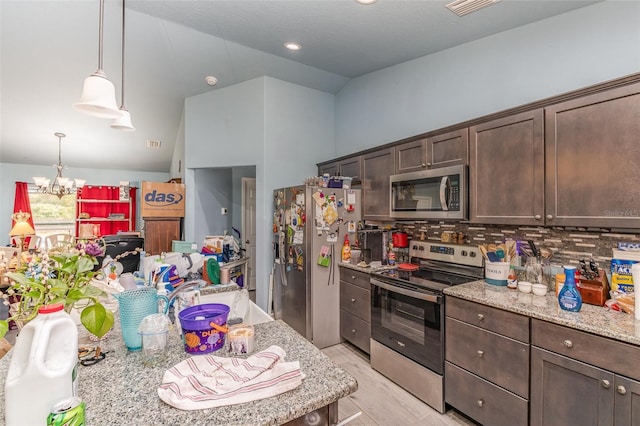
[395,129,469,174]
[545,82,640,228]
[469,109,544,225]
[362,147,395,220]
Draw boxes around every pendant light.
[111,0,135,131]
[74,0,122,119]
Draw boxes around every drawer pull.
[477,350,484,358]
[477,313,484,321]
[617,385,627,395]
[563,339,573,348]
[351,329,357,334]
[351,298,357,303]
[477,399,484,408]
[351,275,356,280]
[601,380,611,389]
[397,341,406,347]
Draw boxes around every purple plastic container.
[178,303,230,354]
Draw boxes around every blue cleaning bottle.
[558,265,582,312]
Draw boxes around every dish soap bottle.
[558,265,582,312]
[341,235,351,263]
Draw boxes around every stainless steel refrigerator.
[272,185,361,349]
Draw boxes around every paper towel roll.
[631,263,640,320]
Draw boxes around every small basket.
[178,303,230,354]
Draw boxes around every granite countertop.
[0,319,357,425]
[445,280,640,346]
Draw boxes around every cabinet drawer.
[445,362,528,426]
[340,281,370,322]
[532,319,640,381]
[340,310,370,354]
[446,296,529,343]
[339,267,370,290]
[446,317,529,398]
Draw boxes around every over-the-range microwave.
[389,164,467,220]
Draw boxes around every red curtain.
[12,182,35,229]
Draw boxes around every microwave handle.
[439,176,449,211]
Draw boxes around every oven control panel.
[409,241,484,267]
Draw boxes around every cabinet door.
[318,161,339,177]
[362,147,395,220]
[339,156,362,182]
[615,375,640,426]
[395,139,427,174]
[469,109,544,225]
[144,218,181,255]
[426,128,469,168]
[531,347,614,426]
[545,83,640,227]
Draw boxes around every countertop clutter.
[444,280,640,346]
[0,319,357,426]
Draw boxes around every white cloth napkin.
[158,345,305,410]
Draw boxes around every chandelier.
[33,133,86,199]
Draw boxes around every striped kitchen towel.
[158,345,305,410]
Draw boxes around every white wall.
[169,110,186,181]
[184,76,335,310]
[192,168,233,238]
[0,162,169,245]
[335,1,640,153]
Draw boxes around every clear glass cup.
[525,258,544,286]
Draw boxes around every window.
[28,187,76,240]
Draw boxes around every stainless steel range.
[369,241,484,413]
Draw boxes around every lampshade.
[9,221,35,237]
[110,108,135,131]
[73,70,122,119]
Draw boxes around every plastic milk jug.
[5,303,78,425]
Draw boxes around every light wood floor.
[322,343,478,426]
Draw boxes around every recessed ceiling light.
[205,76,218,86]
[284,42,301,51]
[355,0,377,4]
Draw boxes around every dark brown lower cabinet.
[531,347,640,426]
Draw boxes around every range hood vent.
[445,0,501,17]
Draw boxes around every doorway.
[242,178,257,302]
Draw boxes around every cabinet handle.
[477,350,484,358]
[617,385,627,395]
[477,399,484,408]
[477,313,484,321]
[546,214,553,220]
[602,380,611,389]
[351,329,357,334]
[563,339,573,348]
[351,275,356,280]
[534,214,542,220]
[351,298,357,303]
[426,162,432,167]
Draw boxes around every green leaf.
[80,303,114,338]
[0,321,8,339]
[75,257,95,274]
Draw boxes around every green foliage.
[0,244,114,339]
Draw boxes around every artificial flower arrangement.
[0,240,114,340]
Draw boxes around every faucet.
[167,279,206,308]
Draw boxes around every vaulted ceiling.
[0,0,600,172]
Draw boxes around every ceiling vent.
[146,140,161,149]
[445,0,501,17]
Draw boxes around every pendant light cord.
[98,0,105,70]
[120,0,126,108]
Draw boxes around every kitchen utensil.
[487,251,500,263]
[485,261,510,286]
[398,263,419,271]
[114,287,169,351]
[528,240,539,258]
[479,245,488,260]
[495,248,506,261]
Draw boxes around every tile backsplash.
[394,221,640,271]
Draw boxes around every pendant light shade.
[111,108,135,131]
[75,70,122,119]
[74,0,122,119]
[110,0,135,131]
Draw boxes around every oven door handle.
[371,278,442,303]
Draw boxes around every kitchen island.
[0,318,358,425]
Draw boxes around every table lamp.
[9,212,36,251]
